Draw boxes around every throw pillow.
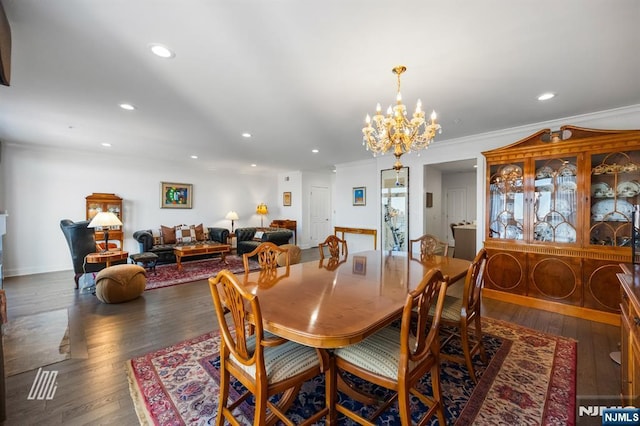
[151,228,163,245]
[194,223,205,241]
[175,224,196,243]
[161,225,176,244]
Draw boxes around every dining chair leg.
[474,315,488,363]
[431,363,447,425]
[397,385,412,426]
[460,320,478,383]
[217,362,229,426]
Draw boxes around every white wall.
[423,166,443,238]
[277,170,303,244]
[3,144,281,276]
[334,160,379,252]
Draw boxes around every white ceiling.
[0,0,639,174]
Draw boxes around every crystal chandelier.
[362,65,442,171]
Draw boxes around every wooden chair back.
[409,234,449,260]
[208,269,330,425]
[401,269,449,366]
[438,247,489,383]
[318,235,348,260]
[209,269,264,366]
[332,268,449,425]
[462,248,488,320]
[242,241,289,273]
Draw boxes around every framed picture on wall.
[161,182,193,209]
[353,187,366,206]
[283,192,292,206]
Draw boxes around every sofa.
[235,227,293,255]
[133,224,229,264]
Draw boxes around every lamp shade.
[256,203,268,215]
[225,211,239,221]
[87,211,122,228]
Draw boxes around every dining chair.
[242,241,289,274]
[435,248,488,383]
[332,269,449,425]
[318,234,348,260]
[409,234,449,260]
[209,270,332,426]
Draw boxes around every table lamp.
[256,203,268,228]
[88,211,122,252]
[225,211,239,233]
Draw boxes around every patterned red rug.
[144,256,257,290]
[126,317,576,425]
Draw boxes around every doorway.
[423,159,477,248]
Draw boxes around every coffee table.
[173,243,231,271]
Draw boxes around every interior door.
[446,187,467,245]
[310,186,330,246]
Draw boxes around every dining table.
[235,249,472,424]
[239,250,472,349]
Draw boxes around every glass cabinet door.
[87,202,102,219]
[533,157,578,244]
[488,163,525,240]
[590,151,640,247]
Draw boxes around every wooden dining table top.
[239,250,471,349]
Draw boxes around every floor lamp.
[256,203,268,228]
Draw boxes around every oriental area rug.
[126,318,576,425]
[144,256,258,290]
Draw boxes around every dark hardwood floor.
[1,248,620,425]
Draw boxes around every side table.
[85,250,129,267]
[228,233,236,253]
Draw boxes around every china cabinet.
[85,193,123,248]
[483,126,640,324]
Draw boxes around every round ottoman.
[95,264,146,303]
[277,244,301,267]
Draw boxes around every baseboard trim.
[483,288,620,326]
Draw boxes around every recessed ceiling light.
[150,44,175,58]
[473,164,478,168]
[251,164,257,167]
[537,92,556,101]
[312,149,319,153]
[119,103,136,110]
[190,155,198,159]
[101,143,112,147]
[242,133,252,138]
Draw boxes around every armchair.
[60,219,122,288]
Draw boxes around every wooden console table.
[270,219,297,245]
[334,226,377,250]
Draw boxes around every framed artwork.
[353,187,366,206]
[161,182,193,209]
[352,256,367,275]
[381,167,409,252]
[283,192,292,206]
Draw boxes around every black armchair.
[60,219,107,288]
